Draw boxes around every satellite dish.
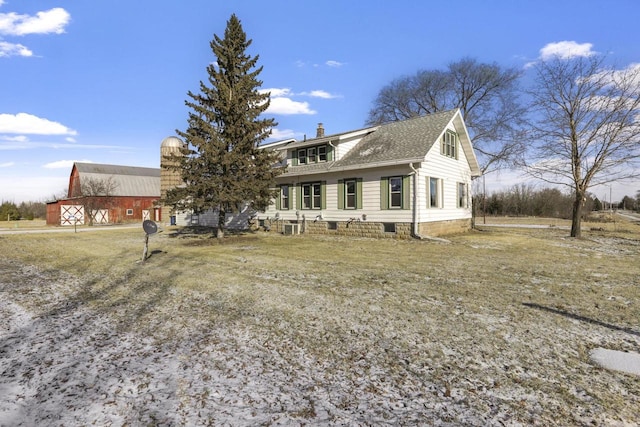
[143,220,158,235]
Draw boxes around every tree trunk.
[217,206,226,239]
[570,191,584,238]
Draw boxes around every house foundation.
[263,218,471,239]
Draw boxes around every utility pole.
[609,185,613,213]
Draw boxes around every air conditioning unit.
[283,223,300,235]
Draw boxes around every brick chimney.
[316,123,325,138]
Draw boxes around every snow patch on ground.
[589,348,640,376]
[2,254,639,425]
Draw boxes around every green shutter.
[455,134,459,160]
[327,144,333,161]
[402,175,411,210]
[275,186,281,210]
[356,178,363,209]
[337,180,344,210]
[295,183,301,210]
[321,181,326,210]
[292,150,298,166]
[380,177,389,210]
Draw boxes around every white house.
[258,108,481,238]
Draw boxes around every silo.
[160,136,185,225]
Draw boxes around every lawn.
[1,219,639,425]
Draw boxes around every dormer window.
[318,145,327,162]
[294,144,331,165]
[441,130,458,159]
[298,149,307,164]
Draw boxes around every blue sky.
[1,0,639,204]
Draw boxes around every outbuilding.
[46,162,161,226]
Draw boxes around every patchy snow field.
[1,226,639,425]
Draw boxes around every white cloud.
[326,60,344,68]
[260,88,320,115]
[0,134,28,142]
[0,113,77,135]
[43,159,92,169]
[263,88,339,99]
[301,90,340,99]
[0,40,32,57]
[261,88,292,97]
[539,41,596,61]
[268,128,298,140]
[0,161,14,168]
[266,97,316,115]
[294,60,345,68]
[0,7,70,36]
[612,62,640,87]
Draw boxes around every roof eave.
[279,158,424,177]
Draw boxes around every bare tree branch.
[522,55,640,237]
[77,176,117,226]
[367,57,526,174]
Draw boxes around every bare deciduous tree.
[367,57,526,174]
[523,55,640,237]
[78,176,117,225]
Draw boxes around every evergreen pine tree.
[164,14,284,239]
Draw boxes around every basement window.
[383,222,396,233]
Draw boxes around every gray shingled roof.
[335,109,458,168]
[74,162,160,197]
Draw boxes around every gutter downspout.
[409,163,421,239]
[409,163,450,243]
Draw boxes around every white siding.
[261,121,475,228]
[332,136,364,160]
[416,126,473,223]
[262,165,416,223]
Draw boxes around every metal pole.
[483,175,486,224]
[142,233,149,262]
[610,185,613,213]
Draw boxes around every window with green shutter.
[381,176,410,210]
[292,144,332,166]
[277,184,290,210]
[338,178,363,210]
[441,130,458,159]
[318,145,327,162]
[300,181,324,210]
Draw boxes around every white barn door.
[92,209,109,224]
[60,205,85,226]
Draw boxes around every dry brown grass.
[0,219,47,230]
[1,219,639,425]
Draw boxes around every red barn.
[46,162,161,226]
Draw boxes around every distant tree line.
[0,201,47,221]
[473,185,639,219]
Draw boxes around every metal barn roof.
[74,162,160,197]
